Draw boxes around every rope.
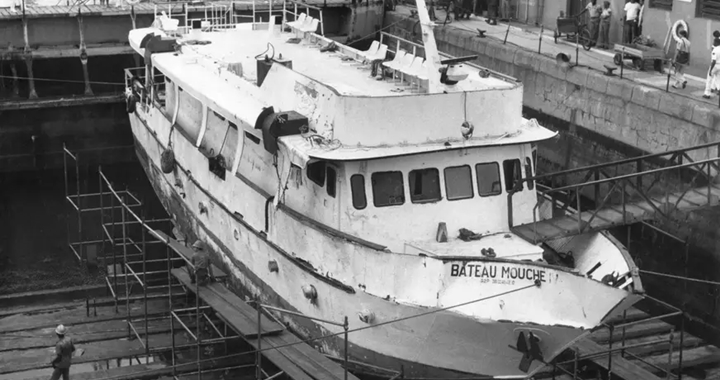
[0,74,125,86]
[96,282,539,379]
[639,269,720,287]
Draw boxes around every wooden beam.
[0,93,123,111]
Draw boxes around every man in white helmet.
[188,240,214,286]
[50,324,75,380]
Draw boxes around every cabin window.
[327,166,337,198]
[525,157,534,190]
[503,159,523,192]
[444,165,473,201]
[372,171,405,207]
[351,175,367,210]
[175,88,204,143]
[307,161,326,187]
[245,131,260,145]
[476,163,501,196]
[409,168,441,203]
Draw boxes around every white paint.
[126,13,642,375]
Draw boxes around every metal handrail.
[528,140,720,184]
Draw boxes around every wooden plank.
[605,307,650,325]
[636,345,720,374]
[266,332,353,380]
[0,299,170,334]
[19,355,250,380]
[590,320,671,344]
[595,334,704,358]
[155,230,227,280]
[0,317,192,352]
[574,339,662,380]
[171,268,282,338]
[0,332,195,374]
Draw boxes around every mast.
[414,0,442,93]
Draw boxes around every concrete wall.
[386,10,720,333]
[0,103,134,172]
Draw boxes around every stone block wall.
[385,13,720,159]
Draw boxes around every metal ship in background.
[123,0,643,376]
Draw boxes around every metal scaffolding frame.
[97,167,258,379]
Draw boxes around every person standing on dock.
[703,37,720,99]
[623,0,641,43]
[672,30,690,90]
[597,1,612,49]
[578,0,601,48]
[189,240,214,286]
[49,325,75,380]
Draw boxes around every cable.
[97,282,538,380]
[0,74,125,86]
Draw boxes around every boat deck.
[406,232,544,260]
[173,25,515,97]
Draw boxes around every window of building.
[525,157,534,190]
[476,163,501,196]
[372,171,405,207]
[503,159,523,192]
[351,175,367,210]
[444,165,473,201]
[409,168,441,203]
[327,166,337,198]
[649,0,672,11]
[698,0,720,19]
[307,161,326,187]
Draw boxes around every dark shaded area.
[0,160,161,295]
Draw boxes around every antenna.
[414,0,442,93]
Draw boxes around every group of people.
[672,29,720,99]
[579,0,642,50]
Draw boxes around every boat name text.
[450,264,547,283]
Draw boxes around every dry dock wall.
[385,12,720,336]
[385,13,720,155]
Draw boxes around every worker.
[486,0,498,25]
[188,240,214,286]
[578,0,601,48]
[623,0,641,44]
[672,30,690,90]
[49,325,75,380]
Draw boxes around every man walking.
[623,0,641,43]
[50,325,75,380]
[188,240,214,286]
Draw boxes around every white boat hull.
[128,106,642,378]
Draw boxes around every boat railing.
[507,141,720,244]
[379,31,517,83]
[149,0,288,36]
[124,66,167,111]
[280,0,325,36]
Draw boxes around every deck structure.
[510,141,720,244]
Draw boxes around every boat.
[123,0,644,377]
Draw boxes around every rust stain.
[294,81,318,99]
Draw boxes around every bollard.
[666,70,671,92]
[620,47,625,79]
[538,25,544,54]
